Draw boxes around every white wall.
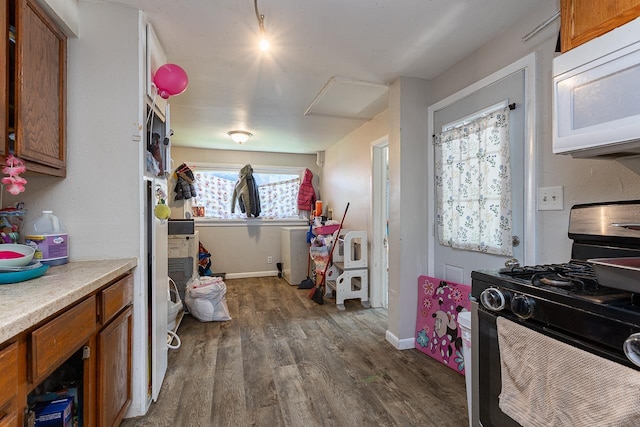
[319,0,640,348]
[6,1,150,416]
[11,3,142,262]
[38,0,79,36]
[322,110,388,231]
[387,77,430,346]
[429,1,640,263]
[322,76,431,348]
[170,147,319,276]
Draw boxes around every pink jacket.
[297,168,316,211]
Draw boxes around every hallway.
[122,276,468,426]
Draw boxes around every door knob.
[504,258,520,268]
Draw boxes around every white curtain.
[193,172,300,219]
[433,105,513,256]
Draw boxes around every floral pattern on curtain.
[433,105,512,256]
[193,172,300,219]
[259,178,300,218]
[193,172,237,218]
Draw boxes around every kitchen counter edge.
[0,258,138,344]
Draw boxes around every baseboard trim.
[225,271,279,279]
[385,330,416,350]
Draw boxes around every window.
[433,104,513,255]
[191,165,303,220]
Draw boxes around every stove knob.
[480,288,506,311]
[511,294,534,319]
[624,333,640,368]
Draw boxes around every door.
[98,307,133,427]
[428,54,536,285]
[372,137,389,308]
[145,178,168,401]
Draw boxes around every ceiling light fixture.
[254,0,269,51]
[227,130,253,144]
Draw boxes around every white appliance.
[281,226,310,285]
[145,178,168,402]
[553,16,640,158]
[168,231,199,303]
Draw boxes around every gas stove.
[473,262,640,330]
[472,201,640,427]
[500,260,631,302]
[473,200,640,325]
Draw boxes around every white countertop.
[0,258,137,344]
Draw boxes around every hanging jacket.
[231,164,261,217]
[297,168,316,211]
[174,163,197,200]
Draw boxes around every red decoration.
[153,64,189,99]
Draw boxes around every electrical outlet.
[537,186,564,211]
[267,256,273,264]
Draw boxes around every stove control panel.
[511,294,535,319]
[480,287,507,311]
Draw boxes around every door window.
[433,105,513,256]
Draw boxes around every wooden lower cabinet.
[0,412,17,427]
[97,306,132,427]
[5,272,133,427]
[0,342,18,427]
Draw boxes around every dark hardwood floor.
[122,276,468,427]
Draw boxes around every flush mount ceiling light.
[255,0,269,51]
[227,130,253,144]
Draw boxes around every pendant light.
[255,0,269,51]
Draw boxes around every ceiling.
[100,0,552,154]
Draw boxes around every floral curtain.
[193,173,236,218]
[259,178,300,218]
[193,172,300,219]
[433,105,512,256]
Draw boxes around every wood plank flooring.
[122,277,468,427]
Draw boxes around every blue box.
[33,397,73,427]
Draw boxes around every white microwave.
[553,17,640,158]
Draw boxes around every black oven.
[471,201,640,427]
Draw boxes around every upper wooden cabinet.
[561,0,640,51]
[6,0,66,177]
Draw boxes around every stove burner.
[537,275,573,287]
[502,260,614,295]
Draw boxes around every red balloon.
[153,64,189,99]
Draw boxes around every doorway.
[427,53,537,283]
[372,136,389,308]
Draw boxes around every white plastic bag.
[185,276,231,322]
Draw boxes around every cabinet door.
[561,0,640,51]
[0,412,17,427]
[97,306,132,427]
[0,343,17,417]
[15,0,66,175]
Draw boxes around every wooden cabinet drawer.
[0,412,17,427]
[30,296,96,384]
[0,343,18,409]
[101,274,133,325]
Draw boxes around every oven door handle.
[541,326,631,366]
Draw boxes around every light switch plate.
[537,186,564,211]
